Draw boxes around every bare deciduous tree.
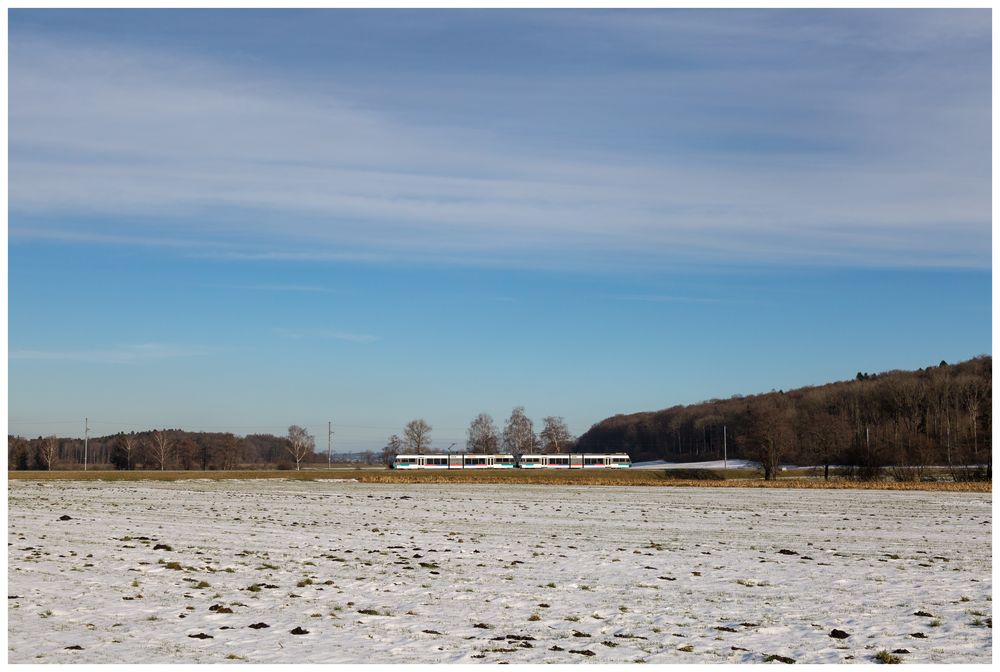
[286,425,315,471]
[382,434,403,467]
[502,406,536,456]
[218,433,242,470]
[403,419,432,454]
[798,402,850,481]
[467,413,500,454]
[41,435,59,471]
[540,416,572,453]
[150,430,171,471]
[120,433,139,470]
[743,398,794,481]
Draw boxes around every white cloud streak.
[7,14,990,270]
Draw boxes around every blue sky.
[6,9,992,451]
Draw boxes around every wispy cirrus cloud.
[8,343,211,364]
[7,11,991,269]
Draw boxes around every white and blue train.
[391,453,631,470]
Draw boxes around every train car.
[392,454,450,469]
[458,453,516,469]
[517,453,631,469]
[517,454,571,468]
[579,453,631,468]
[392,453,515,469]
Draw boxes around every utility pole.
[84,417,89,471]
[946,418,951,466]
[865,425,871,470]
[723,425,727,470]
[327,421,334,469]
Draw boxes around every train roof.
[519,453,631,458]
[394,453,514,458]
[393,453,627,458]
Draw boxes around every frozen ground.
[7,479,992,663]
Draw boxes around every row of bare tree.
[379,409,576,465]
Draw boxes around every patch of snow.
[632,459,760,470]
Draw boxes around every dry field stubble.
[7,469,989,491]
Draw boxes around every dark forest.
[577,356,991,480]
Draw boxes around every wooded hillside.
[577,356,991,480]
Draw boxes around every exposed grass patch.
[875,650,902,664]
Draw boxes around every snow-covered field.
[7,479,992,663]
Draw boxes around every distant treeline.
[576,356,991,480]
[9,357,991,479]
[6,430,342,472]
